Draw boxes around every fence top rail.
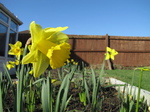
[68,34,105,39]
[19,31,150,40]
[110,36,150,40]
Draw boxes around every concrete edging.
[109,78,150,106]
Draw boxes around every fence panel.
[109,36,150,67]
[19,32,150,67]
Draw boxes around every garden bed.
[2,67,149,112]
[4,82,120,112]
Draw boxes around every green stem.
[0,72,3,112]
[17,46,28,112]
[130,70,135,95]
[136,70,143,112]
[29,77,35,112]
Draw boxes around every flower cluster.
[65,59,78,65]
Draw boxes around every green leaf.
[0,72,3,112]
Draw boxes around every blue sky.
[1,0,150,36]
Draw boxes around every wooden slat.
[18,33,150,67]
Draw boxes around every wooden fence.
[18,32,150,67]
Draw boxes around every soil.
[4,82,121,112]
[66,85,121,112]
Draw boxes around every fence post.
[105,34,114,70]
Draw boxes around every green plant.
[0,72,3,112]
[40,63,77,112]
[76,60,124,112]
[41,74,52,112]
[119,67,149,112]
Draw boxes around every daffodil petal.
[22,50,38,64]
[6,63,14,70]
[9,61,16,64]
[48,32,69,44]
[30,21,43,43]
[15,60,19,65]
[9,41,22,48]
[110,55,115,60]
[105,53,110,60]
[15,41,22,47]
[37,39,56,55]
[44,26,68,44]
[32,52,49,78]
[106,47,111,52]
[42,26,68,40]
[44,26,68,33]
[111,49,118,55]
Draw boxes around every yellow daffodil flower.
[6,61,16,70]
[8,41,23,59]
[105,47,118,60]
[22,21,71,78]
[67,59,70,63]
[6,61,15,70]
[29,70,33,75]
[15,60,19,65]
[51,79,57,83]
[75,62,78,65]
[13,80,18,85]
[6,60,20,70]
[71,59,74,62]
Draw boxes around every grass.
[104,69,150,91]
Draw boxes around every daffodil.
[29,70,33,75]
[15,60,19,65]
[8,41,23,59]
[74,62,78,65]
[22,21,71,78]
[6,60,19,70]
[51,79,57,83]
[6,61,15,70]
[66,59,70,63]
[71,59,74,62]
[105,47,118,60]
[13,80,18,85]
